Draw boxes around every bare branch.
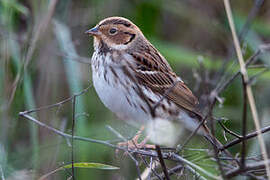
[207,104,226,179]
[71,96,76,180]
[19,113,118,148]
[153,164,183,180]
[218,121,242,139]
[105,125,142,180]
[220,125,270,151]
[240,78,248,170]
[156,145,170,180]
[20,84,92,115]
[139,157,162,180]
[226,160,270,178]
[170,153,219,180]
[178,116,207,151]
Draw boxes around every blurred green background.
[1,0,270,179]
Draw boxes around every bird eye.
[109,28,117,35]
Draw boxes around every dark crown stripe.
[100,19,131,27]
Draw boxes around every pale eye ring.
[109,28,117,35]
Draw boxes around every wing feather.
[129,51,200,115]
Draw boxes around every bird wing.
[129,50,201,116]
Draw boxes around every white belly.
[91,52,151,125]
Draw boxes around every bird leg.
[117,126,155,150]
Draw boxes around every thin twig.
[238,0,264,41]
[139,156,162,180]
[170,153,219,180]
[153,164,183,180]
[207,101,226,179]
[20,84,92,115]
[249,68,269,85]
[215,43,270,95]
[106,125,142,180]
[226,159,270,178]
[240,78,248,170]
[19,113,118,148]
[216,0,264,87]
[220,125,270,151]
[218,121,242,139]
[248,64,269,69]
[156,145,170,180]
[71,96,76,180]
[178,116,207,152]
[223,1,270,178]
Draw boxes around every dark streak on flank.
[147,97,155,104]
[110,66,118,79]
[140,105,147,113]
[161,104,166,111]
[168,110,173,115]
[125,96,133,107]
[104,69,108,82]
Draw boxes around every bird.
[85,16,221,150]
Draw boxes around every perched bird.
[86,16,220,148]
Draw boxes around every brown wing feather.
[129,49,201,116]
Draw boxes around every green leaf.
[63,162,119,170]
[39,162,119,180]
[1,0,29,16]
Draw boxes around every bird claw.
[117,137,155,150]
[115,126,155,155]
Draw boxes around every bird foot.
[117,126,155,151]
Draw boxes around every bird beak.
[85,26,101,36]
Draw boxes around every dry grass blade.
[223,0,270,178]
[8,0,58,106]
